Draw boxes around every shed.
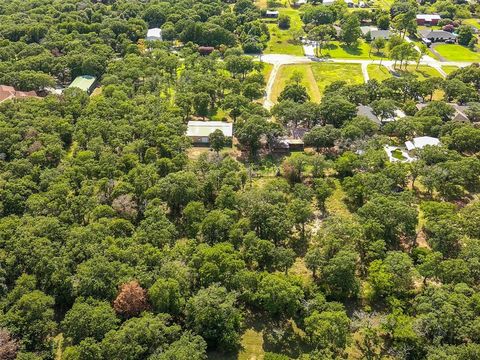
[265,10,279,18]
[198,46,215,55]
[68,75,97,94]
[146,28,162,41]
[187,121,233,146]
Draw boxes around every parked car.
[421,38,432,47]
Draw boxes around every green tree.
[304,125,340,152]
[341,16,361,46]
[1,290,56,351]
[186,285,243,350]
[148,278,184,315]
[61,298,119,344]
[209,129,226,153]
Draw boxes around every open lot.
[310,62,364,94]
[442,65,458,75]
[271,63,363,103]
[402,65,443,80]
[264,7,304,56]
[434,44,480,62]
[271,64,322,103]
[463,18,480,30]
[323,40,383,59]
[367,64,391,81]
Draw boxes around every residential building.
[416,14,441,26]
[419,29,456,42]
[405,136,440,151]
[357,105,380,124]
[186,121,233,146]
[369,30,391,40]
[68,75,97,94]
[0,85,37,104]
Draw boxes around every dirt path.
[361,63,369,83]
[305,64,322,102]
[429,43,447,62]
[264,63,280,110]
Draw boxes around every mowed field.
[271,63,364,103]
[434,44,480,62]
[322,40,384,60]
[264,8,304,56]
[442,65,458,75]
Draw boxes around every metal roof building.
[405,136,440,151]
[146,28,162,41]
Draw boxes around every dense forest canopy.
[1,0,480,359]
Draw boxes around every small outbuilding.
[264,10,279,18]
[146,28,163,41]
[405,136,440,151]
[198,46,215,55]
[186,121,233,146]
[69,75,97,94]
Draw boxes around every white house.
[146,28,162,41]
[405,136,440,151]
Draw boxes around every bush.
[278,14,291,30]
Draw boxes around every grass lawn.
[442,65,458,75]
[325,179,353,218]
[261,62,274,82]
[271,63,363,103]
[271,64,322,103]
[264,7,304,56]
[238,328,264,360]
[391,149,407,160]
[434,44,480,62]
[395,65,443,80]
[463,18,480,30]
[310,63,364,95]
[367,64,391,81]
[374,0,394,10]
[322,40,383,59]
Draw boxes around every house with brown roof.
[0,85,38,104]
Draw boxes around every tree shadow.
[262,318,311,358]
[325,43,363,56]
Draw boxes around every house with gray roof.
[357,105,380,124]
[419,29,456,42]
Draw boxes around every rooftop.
[187,121,233,137]
[69,75,96,92]
[405,136,440,151]
[419,29,457,39]
[0,85,37,103]
[417,14,442,21]
[146,28,162,40]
